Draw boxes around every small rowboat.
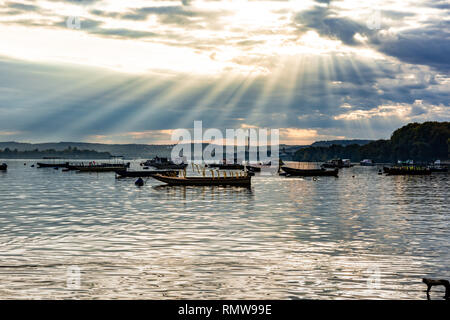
[0,163,7,171]
[115,170,178,178]
[281,166,339,177]
[37,162,69,168]
[151,174,251,187]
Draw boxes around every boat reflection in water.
[151,172,251,187]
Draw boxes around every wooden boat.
[115,170,178,178]
[151,173,251,187]
[0,163,7,171]
[67,162,130,171]
[383,166,431,175]
[281,166,338,177]
[37,162,69,168]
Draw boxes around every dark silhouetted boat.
[115,170,178,178]
[141,156,187,169]
[37,158,69,168]
[0,163,7,171]
[67,160,130,172]
[281,166,338,177]
[151,173,251,187]
[322,158,353,168]
[383,166,431,175]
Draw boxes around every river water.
[0,160,448,299]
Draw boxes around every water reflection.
[0,160,448,299]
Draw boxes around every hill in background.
[294,122,449,163]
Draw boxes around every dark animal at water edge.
[115,170,179,178]
[0,163,7,171]
[151,174,251,187]
[281,166,339,177]
[422,278,450,300]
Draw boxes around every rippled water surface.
[0,160,448,299]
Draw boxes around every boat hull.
[150,163,188,170]
[151,174,251,187]
[115,170,178,178]
[207,164,244,170]
[281,166,338,177]
[75,166,128,172]
[429,167,448,173]
[37,162,69,168]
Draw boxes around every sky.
[0,0,448,145]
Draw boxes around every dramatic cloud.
[0,0,448,143]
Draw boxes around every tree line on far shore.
[294,122,450,163]
[0,146,112,159]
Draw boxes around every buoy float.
[135,177,144,187]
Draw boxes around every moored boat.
[383,166,431,175]
[0,163,7,171]
[281,166,338,177]
[115,170,178,178]
[429,167,448,173]
[321,158,353,168]
[151,173,251,187]
[67,161,130,172]
[141,156,187,169]
[428,160,448,172]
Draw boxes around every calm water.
[0,160,448,299]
